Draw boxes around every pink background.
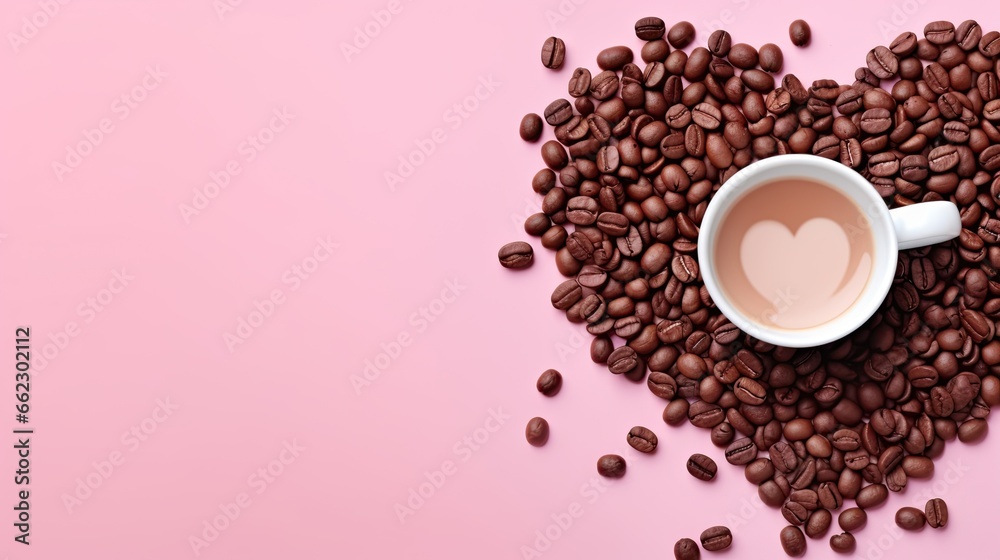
[1,0,998,558]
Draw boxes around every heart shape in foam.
[740,218,851,329]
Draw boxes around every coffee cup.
[698,154,961,348]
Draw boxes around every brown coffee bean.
[667,21,695,48]
[673,538,699,560]
[597,454,626,478]
[855,484,889,509]
[830,533,856,554]
[526,417,549,446]
[789,20,811,47]
[925,498,948,528]
[839,507,867,532]
[924,21,956,44]
[536,369,562,396]
[867,46,899,79]
[626,426,658,453]
[895,507,926,530]
[499,241,533,269]
[700,526,732,551]
[541,37,566,69]
[759,43,783,72]
[687,453,718,481]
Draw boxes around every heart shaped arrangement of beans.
[504,17,1000,558]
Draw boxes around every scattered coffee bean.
[597,454,626,478]
[925,498,948,528]
[520,114,544,141]
[839,508,867,532]
[829,532,856,554]
[536,369,562,396]
[687,453,718,481]
[759,43,784,72]
[635,17,666,41]
[526,417,549,446]
[780,525,806,556]
[789,20,811,46]
[498,241,533,269]
[895,507,926,530]
[541,37,566,69]
[674,538,700,560]
[667,21,696,48]
[699,526,732,551]
[627,426,658,453]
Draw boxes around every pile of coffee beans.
[506,16,1000,556]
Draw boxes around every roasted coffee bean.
[924,21,956,44]
[895,507,926,530]
[708,30,732,56]
[700,526,732,552]
[667,21,695,48]
[673,538,700,560]
[627,426,658,453]
[499,241,533,269]
[607,346,638,374]
[867,46,899,79]
[789,20,811,46]
[536,369,562,396]
[830,533,856,554]
[759,43,784,72]
[541,37,566,69]
[925,498,948,528]
[725,437,758,465]
[525,417,549,446]
[635,17,665,40]
[520,113,544,141]
[729,43,758,69]
[597,454,626,478]
[856,484,889,509]
[838,507,867,532]
[780,525,806,556]
[687,453,718,481]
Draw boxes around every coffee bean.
[499,241,533,269]
[683,453,717,481]
[520,113,544,142]
[780,525,806,556]
[627,426,658,453]
[958,418,988,442]
[759,43,783,72]
[635,16,665,40]
[924,21,956,44]
[829,533,856,554]
[543,99,573,126]
[536,369,562,396]
[597,454,626,478]
[667,21,695,48]
[728,43,758,69]
[607,346,637,374]
[725,437,758,465]
[856,483,889,509]
[674,538,700,560]
[895,507,926,530]
[838,508,867,532]
[526,417,549,446]
[699,526,732,552]
[541,37,566,69]
[925,498,948,528]
[789,20,811,46]
[708,30,732,56]
[867,46,899,79]
[597,46,634,71]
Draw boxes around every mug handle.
[888,201,962,251]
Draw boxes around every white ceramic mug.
[698,154,962,348]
